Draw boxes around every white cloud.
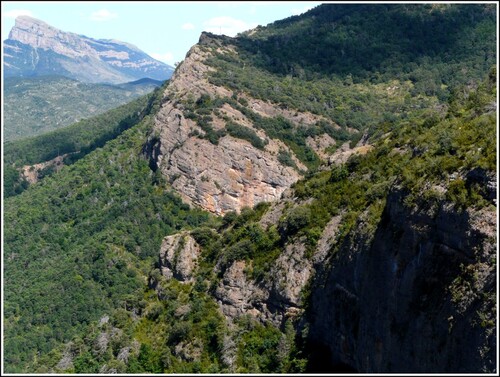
[182,22,195,30]
[89,9,118,22]
[181,22,194,30]
[203,16,257,37]
[4,9,34,19]
[151,52,174,65]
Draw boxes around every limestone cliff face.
[308,191,496,373]
[159,233,201,283]
[213,240,314,327]
[9,16,99,59]
[4,16,173,83]
[144,43,284,215]
[145,33,337,215]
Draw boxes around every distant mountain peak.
[4,16,173,84]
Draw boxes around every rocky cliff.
[150,182,496,373]
[307,190,496,373]
[144,29,496,373]
[145,33,339,215]
[4,16,173,83]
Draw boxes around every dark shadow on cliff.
[301,189,496,373]
[304,339,358,373]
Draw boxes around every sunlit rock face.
[4,16,173,83]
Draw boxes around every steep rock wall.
[145,35,307,215]
[308,191,496,373]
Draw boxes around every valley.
[2,3,497,374]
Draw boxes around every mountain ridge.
[3,3,497,374]
[4,15,174,83]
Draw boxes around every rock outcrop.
[145,33,339,215]
[159,233,201,282]
[308,190,497,373]
[4,16,173,83]
[213,223,340,327]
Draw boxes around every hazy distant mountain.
[3,16,174,83]
[4,75,163,141]
[3,4,496,375]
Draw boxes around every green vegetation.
[4,87,163,167]
[291,68,496,246]
[4,85,165,198]
[238,4,495,92]
[3,113,212,372]
[4,75,162,142]
[225,121,267,150]
[204,3,495,140]
[191,203,282,282]
[2,3,496,374]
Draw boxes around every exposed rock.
[314,215,343,264]
[21,154,68,184]
[151,95,301,214]
[221,333,238,371]
[117,347,131,363]
[55,347,74,372]
[145,39,316,215]
[159,233,201,282]
[4,16,173,83]
[268,241,311,309]
[98,315,110,327]
[174,338,203,362]
[214,260,270,322]
[259,201,287,230]
[308,190,497,373]
[94,332,109,355]
[213,238,322,327]
[99,364,118,374]
[144,34,348,216]
[306,134,336,159]
[328,141,374,165]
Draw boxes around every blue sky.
[1,1,321,66]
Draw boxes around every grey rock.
[308,190,497,373]
[4,16,173,83]
[159,233,201,282]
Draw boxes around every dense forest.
[3,86,166,198]
[3,75,161,142]
[3,3,497,373]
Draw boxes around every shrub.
[279,206,312,237]
[226,122,266,149]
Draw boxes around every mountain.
[3,3,497,374]
[3,75,163,142]
[142,3,496,215]
[3,16,174,83]
[3,88,163,198]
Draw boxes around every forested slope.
[3,3,496,373]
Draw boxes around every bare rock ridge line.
[145,32,370,215]
[4,16,173,83]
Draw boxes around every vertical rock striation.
[308,191,496,372]
[145,35,304,215]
